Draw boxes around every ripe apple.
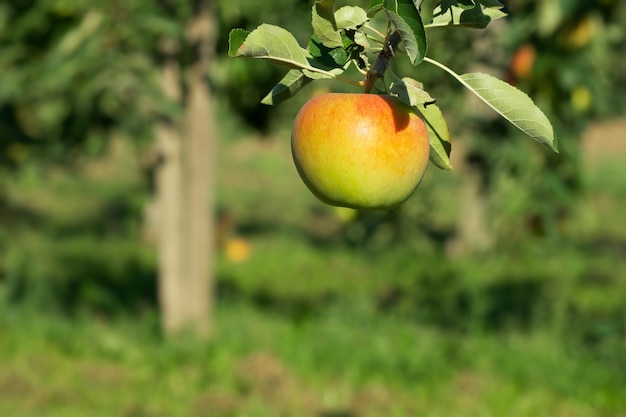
[510,43,536,80]
[291,93,430,210]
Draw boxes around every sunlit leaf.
[312,0,342,48]
[391,78,452,169]
[334,6,368,30]
[261,70,312,106]
[431,1,506,28]
[420,104,452,170]
[228,24,331,79]
[308,36,350,75]
[391,77,435,106]
[459,72,557,151]
[228,25,309,67]
[368,0,427,65]
[477,0,504,7]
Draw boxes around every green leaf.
[459,3,491,28]
[431,1,506,28]
[339,29,369,70]
[228,24,309,66]
[391,78,452,169]
[420,104,453,170]
[390,77,436,106]
[312,0,343,48]
[308,34,350,72]
[477,0,504,7]
[436,0,473,16]
[369,0,428,65]
[459,72,557,151]
[261,70,312,106]
[334,6,369,30]
[228,28,248,54]
[423,57,557,151]
[228,24,332,80]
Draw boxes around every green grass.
[1,301,624,417]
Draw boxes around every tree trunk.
[181,2,215,338]
[156,38,186,335]
[447,148,493,258]
[155,2,215,338]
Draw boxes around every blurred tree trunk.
[452,167,493,255]
[181,1,215,338]
[447,146,493,258]
[155,1,215,338]
[156,38,185,335]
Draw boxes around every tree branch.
[364,30,402,93]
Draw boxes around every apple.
[291,93,430,210]
[510,43,536,80]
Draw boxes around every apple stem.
[364,30,402,93]
[365,24,386,41]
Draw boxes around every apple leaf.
[420,104,453,170]
[459,72,557,151]
[391,78,452,170]
[312,0,343,48]
[228,24,333,80]
[476,0,504,8]
[368,0,428,65]
[228,28,248,53]
[431,0,506,28]
[391,77,436,106]
[308,34,351,71]
[261,70,312,106]
[335,6,369,30]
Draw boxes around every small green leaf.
[353,31,370,49]
[420,104,453,170]
[369,0,428,65]
[368,0,384,17]
[391,77,435,106]
[391,78,452,170]
[261,70,312,106]
[335,6,369,30]
[477,0,504,7]
[459,72,557,151]
[228,24,332,80]
[436,0,472,16]
[460,3,493,28]
[308,35,351,76]
[227,28,248,56]
[312,0,343,48]
[339,30,369,69]
[431,1,506,28]
[228,24,310,67]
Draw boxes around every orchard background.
[1,0,625,416]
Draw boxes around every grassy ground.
[1,301,624,417]
[1,120,625,416]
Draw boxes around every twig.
[364,30,402,93]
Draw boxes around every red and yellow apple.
[291,93,430,210]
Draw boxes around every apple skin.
[291,93,430,210]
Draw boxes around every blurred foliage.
[0,0,623,335]
[465,0,626,241]
[0,0,193,167]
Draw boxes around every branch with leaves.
[228,0,557,172]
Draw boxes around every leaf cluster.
[228,0,557,171]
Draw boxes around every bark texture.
[155,2,215,338]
